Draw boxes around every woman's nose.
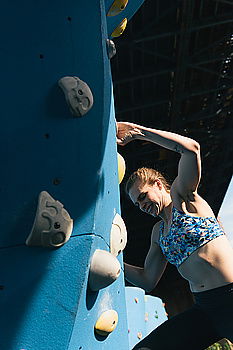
[139,202,146,211]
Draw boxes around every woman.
[116,121,233,350]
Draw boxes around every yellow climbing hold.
[117,152,126,184]
[111,18,127,38]
[95,310,118,336]
[107,0,128,17]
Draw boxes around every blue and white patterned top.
[159,207,225,268]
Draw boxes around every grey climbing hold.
[106,39,116,59]
[58,76,93,117]
[26,191,73,248]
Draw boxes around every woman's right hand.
[116,122,144,146]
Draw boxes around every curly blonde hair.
[125,167,170,194]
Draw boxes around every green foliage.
[206,339,232,350]
[207,343,221,350]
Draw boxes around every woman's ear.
[154,179,163,190]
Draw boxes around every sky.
[218,176,233,245]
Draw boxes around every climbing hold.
[88,249,121,291]
[111,18,127,38]
[145,312,149,322]
[110,213,127,256]
[107,0,128,17]
[117,153,126,184]
[134,297,139,303]
[26,191,73,248]
[95,310,118,336]
[58,76,93,117]
[137,332,143,339]
[106,39,116,59]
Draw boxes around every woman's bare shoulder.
[171,183,215,217]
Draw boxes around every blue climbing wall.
[125,287,168,349]
[0,1,145,349]
[144,294,168,335]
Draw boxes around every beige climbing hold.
[137,331,143,339]
[111,18,127,38]
[110,213,127,256]
[107,0,128,17]
[26,191,73,248]
[88,249,121,291]
[117,153,126,184]
[95,310,118,336]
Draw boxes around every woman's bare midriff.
[178,235,233,292]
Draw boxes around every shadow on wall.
[0,246,52,350]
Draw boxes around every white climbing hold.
[110,213,127,256]
[88,249,121,291]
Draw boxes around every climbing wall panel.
[0,1,145,349]
[125,287,168,349]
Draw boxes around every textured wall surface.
[125,287,168,349]
[0,1,144,349]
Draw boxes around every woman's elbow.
[190,139,200,153]
[186,140,200,155]
[143,278,157,293]
[194,141,200,153]
[145,285,155,293]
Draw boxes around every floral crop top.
[159,207,225,268]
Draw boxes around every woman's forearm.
[124,262,150,291]
[117,121,199,154]
[135,125,200,154]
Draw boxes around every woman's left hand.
[116,122,143,146]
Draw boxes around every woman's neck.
[160,196,173,224]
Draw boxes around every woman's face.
[128,180,162,217]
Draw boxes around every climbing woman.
[116,121,233,350]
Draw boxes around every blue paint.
[125,287,147,349]
[0,0,145,349]
[0,0,113,247]
[125,287,167,349]
[144,294,168,335]
[0,236,94,349]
